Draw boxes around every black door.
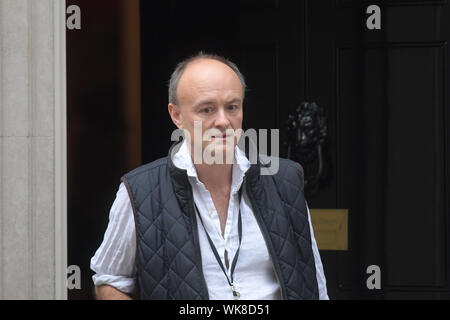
[140,0,450,299]
[140,0,308,160]
[305,1,450,299]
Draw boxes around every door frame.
[54,0,68,300]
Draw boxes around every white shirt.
[91,141,329,300]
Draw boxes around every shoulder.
[259,155,304,179]
[259,155,305,190]
[122,157,169,181]
[120,157,169,208]
[279,157,304,176]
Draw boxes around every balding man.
[91,53,328,300]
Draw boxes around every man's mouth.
[211,134,232,139]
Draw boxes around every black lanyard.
[194,186,243,298]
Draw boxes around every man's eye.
[228,105,238,110]
[201,108,212,114]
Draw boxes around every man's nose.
[214,108,231,128]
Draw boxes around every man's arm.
[306,204,329,299]
[94,285,133,300]
[90,183,138,299]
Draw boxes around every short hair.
[168,52,246,105]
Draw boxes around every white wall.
[0,0,67,300]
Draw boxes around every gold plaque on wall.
[310,209,348,251]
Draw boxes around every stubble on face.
[175,58,244,165]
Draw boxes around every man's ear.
[168,103,183,129]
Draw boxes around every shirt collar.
[172,140,250,194]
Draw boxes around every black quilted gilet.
[121,141,319,300]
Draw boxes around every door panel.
[140,0,450,299]
[307,1,450,299]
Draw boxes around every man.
[91,53,328,300]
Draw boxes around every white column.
[0,0,67,299]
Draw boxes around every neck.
[186,141,235,193]
[195,162,233,193]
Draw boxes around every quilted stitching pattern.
[123,153,318,300]
[245,157,318,300]
[124,159,207,300]
[270,159,319,299]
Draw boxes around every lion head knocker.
[286,102,329,197]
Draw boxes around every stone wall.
[0,0,67,299]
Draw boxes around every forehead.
[177,59,243,105]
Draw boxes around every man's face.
[169,58,244,163]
